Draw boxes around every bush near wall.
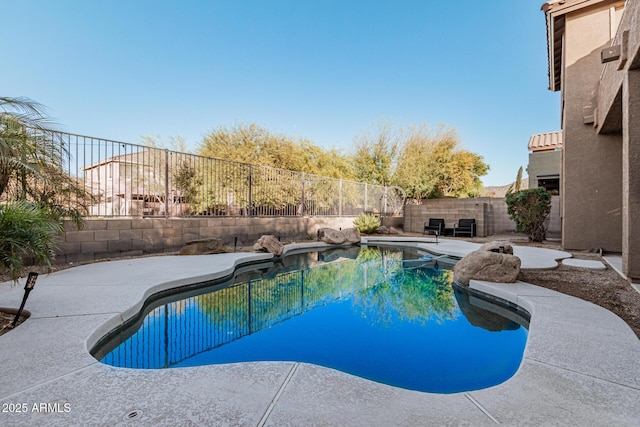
[506,188,552,242]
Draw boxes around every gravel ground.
[518,257,640,338]
[2,236,640,339]
[468,235,640,339]
[0,310,26,335]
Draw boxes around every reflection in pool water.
[95,246,528,393]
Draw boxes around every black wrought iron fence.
[39,130,404,218]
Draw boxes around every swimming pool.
[93,246,528,394]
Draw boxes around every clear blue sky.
[2,0,559,187]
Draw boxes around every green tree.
[140,134,203,214]
[506,187,551,242]
[298,141,356,179]
[194,123,358,215]
[141,133,189,152]
[393,125,488,199]
[198,123,354,177]
[0,97,87,280]
[507,166,524,195]
[515,166,523,192]
[353,121,400,185]
[0,97,88,225]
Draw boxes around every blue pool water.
[96,246,528,393]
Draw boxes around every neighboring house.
[83,150,188,217]
[542,0,640,279]
[527,131,562,194]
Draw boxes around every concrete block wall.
[381,216,403,229]
[485,198,516,235]
[56,216,360,264]
[405,196,561,238]
[485,196,561,237]
[404,199,487,237]
[56,196,561,263]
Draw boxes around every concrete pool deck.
[0,238,639,426]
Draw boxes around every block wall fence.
[56,216,375,264]
[404,196,561,238]
[56,196,560,263]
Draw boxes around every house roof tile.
[528,131,563,151]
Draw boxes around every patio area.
[1,238,639,426]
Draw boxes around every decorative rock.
[317,228,346,244]
[253,235,284,256]
[389,227,400,235]
[342,227,361,244]
[478,241,514,255]
[376,225,390,234]
[179,238,230,255]
[453,250,521,285]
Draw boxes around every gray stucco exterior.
[543,0,640,279]
[527,150,561,190]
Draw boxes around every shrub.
[1,97,88,228]
[353,213,381,234]
[0,201,63,282]
[506,187,551,242]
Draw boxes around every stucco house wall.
[543,0,640,279]
[594,0,640,278]
[560,2,623,252]
[528,150,562,189]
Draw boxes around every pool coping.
[1,238,639,426]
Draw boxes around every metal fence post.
[339,179,343,217]
[364,183,368,213]
[38,129,406,221]
[164,149,169,218]
[248,164,253,217]
[383,186,388,217]
[301,172,306,217]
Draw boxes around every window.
[538,177,560,195]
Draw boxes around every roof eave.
[545,10,557,91]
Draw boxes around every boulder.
[389,227,401,235]
[376,225,390,234]
[180,238,230,255]
[253,235,284,256]
[453,250,521,285]
[478,240,514,255]
[342,227,361,244]
[317,228,346,244]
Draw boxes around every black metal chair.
[453,219,476,237]
[424,218,445,241]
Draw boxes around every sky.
[2,0,560,187]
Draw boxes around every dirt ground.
[2,236,640,339]
[0,310,26,335]
[518,259,640,338]
[472,235,640,338]
[470,235,640,339]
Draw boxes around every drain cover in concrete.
[563,259,606,269]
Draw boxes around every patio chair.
[424,218,445,239]
[453,219,476,237]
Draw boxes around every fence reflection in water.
[100,248,456,369]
